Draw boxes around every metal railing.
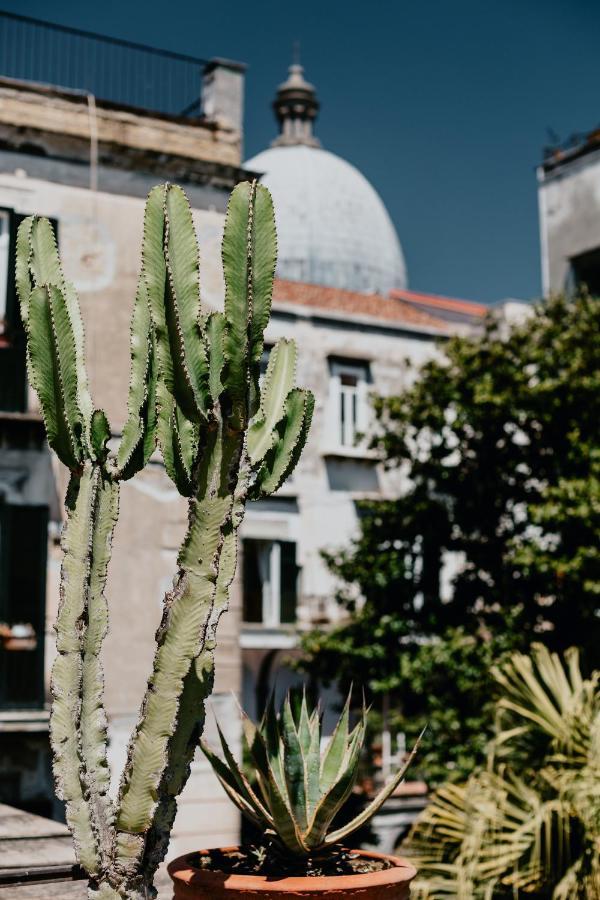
[0,9,208,117]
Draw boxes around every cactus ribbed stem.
[16,180,313,899]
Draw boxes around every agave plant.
[201,692,419,859]
[409,644,600,900]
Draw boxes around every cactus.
[16,180,313,899]
[201,692,421,861]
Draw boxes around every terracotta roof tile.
[272,279,450,331]
[390,288,487,319]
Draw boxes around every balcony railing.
[0,9,208,117]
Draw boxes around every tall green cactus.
[16,181,313,899]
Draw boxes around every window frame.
[328,357,371,450]
[242,537,299,627]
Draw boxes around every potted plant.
[168,693,420,898]
[16,181,313,899]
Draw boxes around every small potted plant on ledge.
[168,693,420,899]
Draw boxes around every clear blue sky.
[5,0,600,302]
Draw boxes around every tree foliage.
[409,644,600,899]
[301,294,600,782]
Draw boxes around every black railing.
[0,10,208,117]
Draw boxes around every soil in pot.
[168,845,417,899]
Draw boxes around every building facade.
[538,126,600,295]
[0,15,488,863]
[236,67,485,726]
[0,21,251,856]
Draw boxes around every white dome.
[244,145,407,295]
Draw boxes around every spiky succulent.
[201,693,420,858]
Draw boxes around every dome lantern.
[246,63,408,295]
[272,61,321,148]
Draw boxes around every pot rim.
[168,846,417,893]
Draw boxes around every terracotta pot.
[168,846,417,899]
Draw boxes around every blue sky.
[5,0,600,302]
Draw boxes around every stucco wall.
[538,147,600,294]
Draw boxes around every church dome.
[245,64,407,296]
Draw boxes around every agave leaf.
[320,693,351,791]
[305,714,321,820]
[306,722,364,849]
[199,738,265,829]
[297,690,312,758]
[325,728,424,845]
[209,722,273,824]
[262,694,286,794]
[263,759,308,856]
[281,695,308,831]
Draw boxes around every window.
[570,247,600,296]
[243,539,298,626]
[0,502,48,710]
[329,359,370,448]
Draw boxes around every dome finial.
[271,55,321,148]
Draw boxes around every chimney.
[202,58,246,144]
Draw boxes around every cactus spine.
[16,181,313,899]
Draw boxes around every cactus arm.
[116,279,157,480]
[144,183,209,423]
[79,471,119,861]
[51,470,99,875]
[90,410,111,464]
[223,181,277,426]
[16,217,94,441]
[25,285,83,469]
[247,339,297,464]
[247,183,277,416]
[155,380,193,496]
[252,388,314,497]
[15,215,34,321]
[115,424,239,849]
[163,185,210,420]
[139,462,249,876]
[54,467,119,876]
[206,311,226,402]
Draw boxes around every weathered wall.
[538,147,600,293]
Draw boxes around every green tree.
[302,293,600,783]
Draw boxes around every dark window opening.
[0,502,48,710]
[242,538,298,625]
[570,247,600,297]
